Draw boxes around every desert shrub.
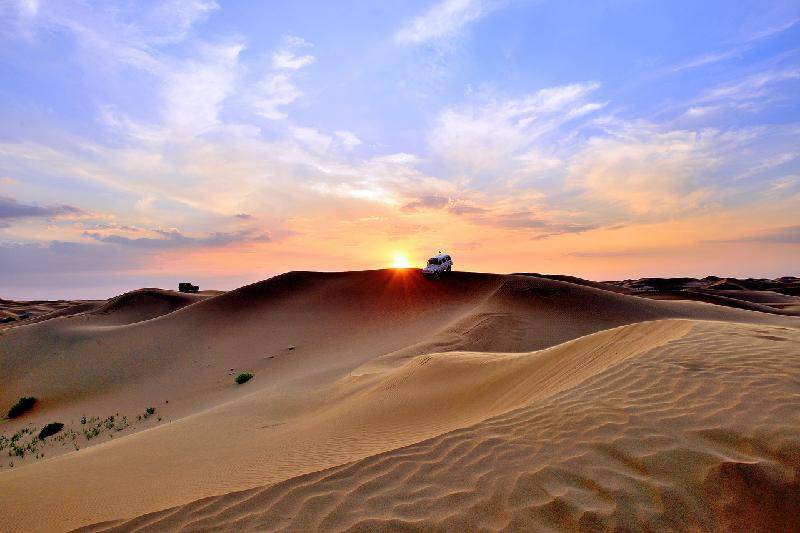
[235,372,253,384]
[38,422,64,439]
[145,407,155,415]
[7,397,37,419]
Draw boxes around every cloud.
[291,127,333,154]
[0,196,82,220]
[564,123,726,219]
[3,0,219,72]
[485,211,596,238]
[161,41,244,138]
[694,68,800,109]
[143,0,219,45]
[707,225,800,244]
[402,195,450,211]
[448,203,487,215]
[95,37,245,143]
[83,228,269,249]
[250,73,303,120]
[443,200,597,238]
[272,35,315,70]
[0,240,139,275]
[430,82,603,181]
[335,131,362,150]
[744,16,800,42]
[396,0,495,44]
[251,36,315,120]
[531,223,597,239]
[670,17,799,74]
[567,249,652,258]
[672,47,746,72]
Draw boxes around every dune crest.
[88,288,211,325]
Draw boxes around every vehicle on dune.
[178,282,199,293]
[422,253,452,279]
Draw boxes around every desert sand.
[1,270,799,532]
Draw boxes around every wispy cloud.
[162,41,245,138]
[670,16,798,74]
[430,82,603,181]
[402,194,450,212]
[396,0,497,44]
[334,131,362,150]
[698,68,800,105]
[672,47,747,72]
[83,228,270,249]
[744,16,800,42]
[250,35,316,120]
[707,225,800,244]
[272,35,315,70]
[3,0,218,72]
[0,196,82,220]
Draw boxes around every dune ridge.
[1,270,799,532]
[89,288,212,325]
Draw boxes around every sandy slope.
[82,320,800,532]
[1,270,799,532]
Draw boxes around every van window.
[428,258,439,265]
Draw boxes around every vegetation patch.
[38,422,64,439]
[81,414,129,439]
[1,408,141,467]
[0,426,40,459]
[235,372,254,384]
[1,404,170,467]
[7,396,37,419]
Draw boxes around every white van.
[422,253,453,278]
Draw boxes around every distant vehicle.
[1,316,16,323]
[422,252,452,278]
[18,312,31,320]
[178,282,199,293]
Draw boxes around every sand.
[1,270,799,532]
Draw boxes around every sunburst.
[392,252,411,268]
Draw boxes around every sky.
[1,0,799,299]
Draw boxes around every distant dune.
[1,270,799,532]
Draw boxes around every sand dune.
[0,298,102,330]
[81,320,800,532]
[89,288,213,325]
[1,270,799,532]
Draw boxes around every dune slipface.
[1,270,799,532]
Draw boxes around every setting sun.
[391,252,411,269]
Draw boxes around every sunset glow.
[392,252,411,269]
[0,2,798,299]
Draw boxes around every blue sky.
[1,0,799,299]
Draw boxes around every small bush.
[145,407,155,415]
[39,422,64,439]
[7,397,37,419]
[235,372,253,384]
[8,396,36,418]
